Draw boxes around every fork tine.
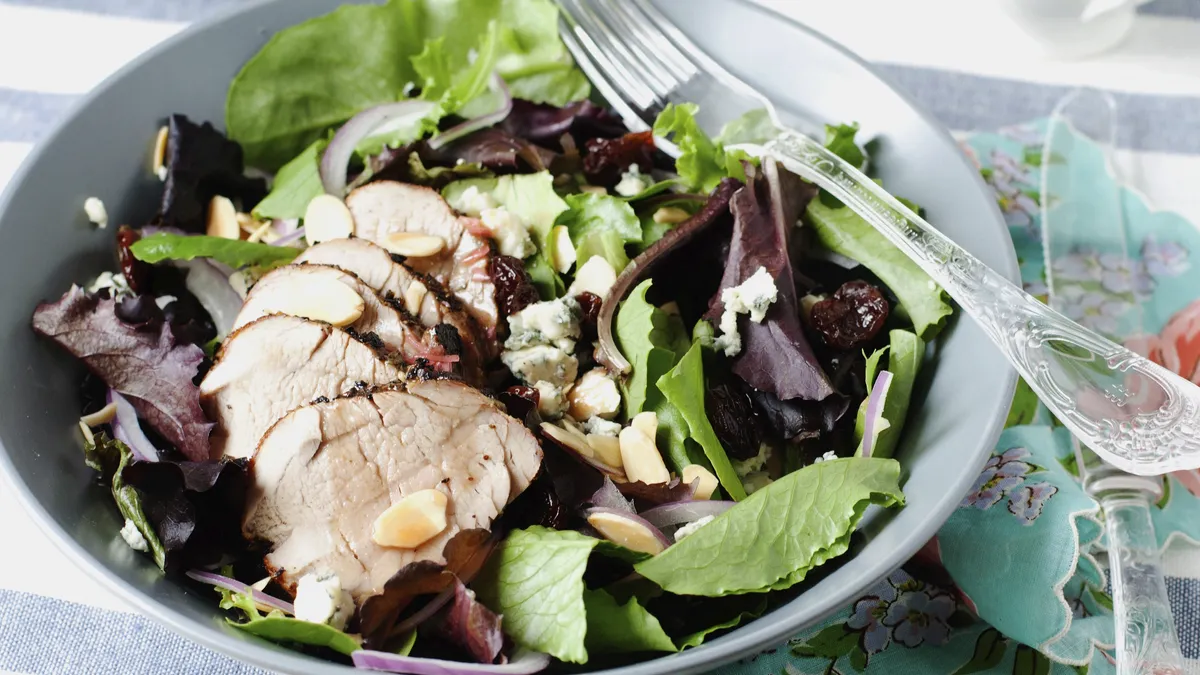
[599,0,697,87]
[592,0,693,97]
[558,0,659,111]
[573,1,675,101]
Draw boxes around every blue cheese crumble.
[673,515,716,542]
[713,266,779,357]
[119,519,148,552]
[502,297,583,419]
[294,573,354,630]
[615,165,650,197]
[452,185,535,258]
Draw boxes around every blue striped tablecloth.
[3,1,1200,673]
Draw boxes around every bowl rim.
[0,0,1019,673]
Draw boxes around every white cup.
[998,0,1150,59]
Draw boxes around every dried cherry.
[705,381,761,460]
[582,131,655,187]
[115,225,150,294]
[490,255,540,318]
[810,280,890,351]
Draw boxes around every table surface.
[2,0,1200,673]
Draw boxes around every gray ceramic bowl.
[0,1,1018,673]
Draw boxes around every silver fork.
[558,0,1200,477]
[1041,88,1183,675]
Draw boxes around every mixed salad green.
[30,0,953,672]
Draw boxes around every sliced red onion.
[860,370,895,458]
[584,507,672,552]
[538,423,626,480]
[639,500,735,530]
[427,74,512,151]
[391,584,456,637]
[169,259,243,338]
[106,389,158,462]
[810,246,861,270]
[590,477,635,515]
[271,218,300,237]
[352,648,551,674]
[270,226,307,248]
[321,100,439,197]
[185,568,295,615]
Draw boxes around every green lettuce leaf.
[559,193,641,273]
[855,330,924,459]
[444,172,569,299]
[583,589,676,655]
[715,108,779,146]
[216,586,361,656]
[634,457,904,596]
[613,280,688,417]
[823,122,866,170]
[673,597,767,649]
[130,233,299,271]
[806,198,953,339]
[252,139,327,221]
[612,282,713,476]
[652,103,730,193]
[475,527,597,663]
[83,432,167,569]
[226,0,589,170]
[656,342,746,501]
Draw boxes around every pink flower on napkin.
[1126,299,1200,496]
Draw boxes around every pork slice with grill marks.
[243,380,542,602]
[345,181,499,333]
[294,238,494,369]
[229,261,477,379]
[199,315,403,460]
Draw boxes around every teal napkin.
[716,119,1200,675]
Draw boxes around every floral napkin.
[715,119,1200,675]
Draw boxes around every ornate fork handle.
[755,130,1200,476]
[1101,492,1184,675]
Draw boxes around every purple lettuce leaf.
[705,161,832,401]
[500,99,626,149]
[428,580,505,664]
[31,285,213,461]
[160,114,267,233]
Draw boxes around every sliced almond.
[619,426,670,485]
[245,219,274,243]
[550,225,576,274]
[381,232,446,258]
[80,402,118,427]
[206,196,240,240]
[249,577,271,592]
[631,411,658,439]
[151,125,169,180]
[586,511,666,555]
[256,276,365,328]
[372,489,449,549]
[567,369,622,421]
[579,185,608,195]
[541,421,594,458]
[78,420,95,446]
[304,194,355,246]
[681,464,719,500]
[652,206,691,225]
[587,434,623,468]
[567,255,617,299]
[404,280,429,316]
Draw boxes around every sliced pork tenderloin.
[295,238,493,369]
[243,380,543,601]
[232,263,450,367]
[199,315,403,460]
[345,181,499,332]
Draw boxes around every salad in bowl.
[29,0,954,671]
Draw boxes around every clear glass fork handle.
[753,130,1200,476]
[1101,491,1184,675]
